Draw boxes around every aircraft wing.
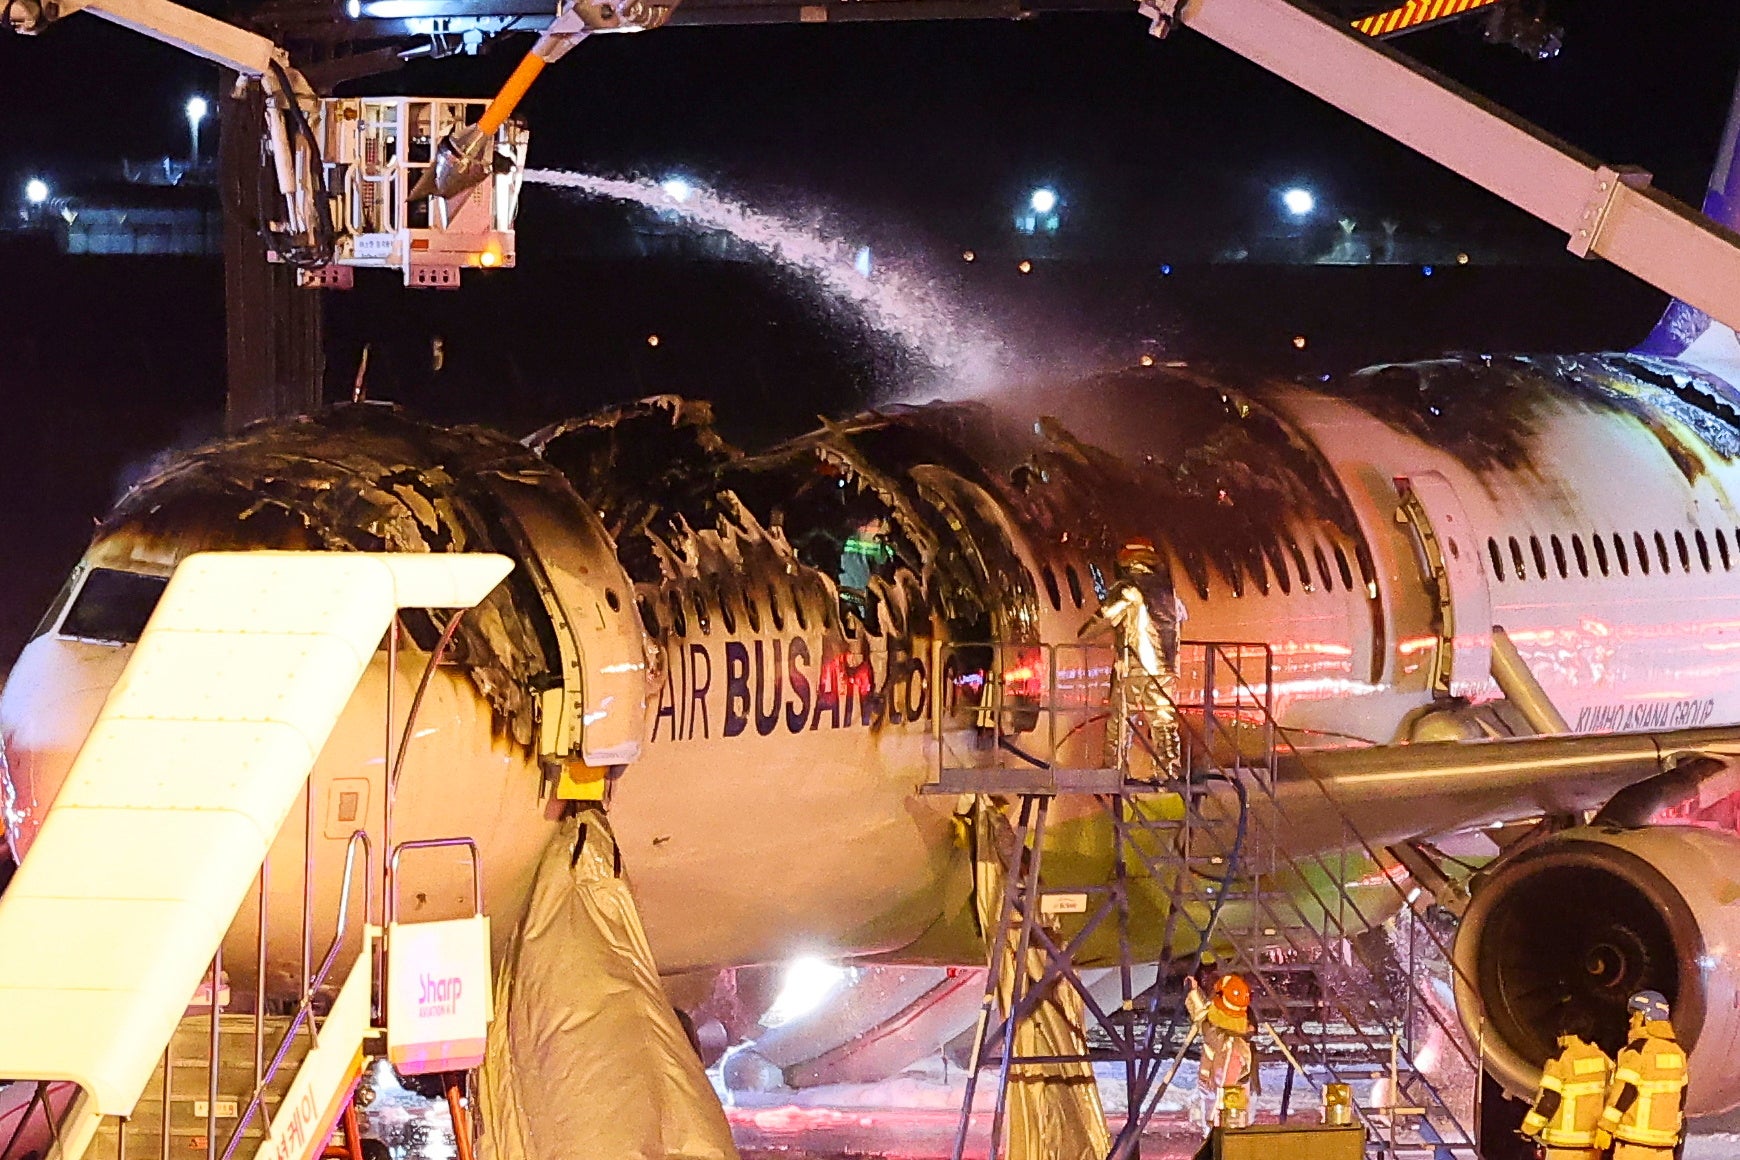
[1267,725,1740,854]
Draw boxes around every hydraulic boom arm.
[1145,0,1740,334]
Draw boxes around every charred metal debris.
[1337,352,1740,484]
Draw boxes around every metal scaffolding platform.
[932,640,1480,1160]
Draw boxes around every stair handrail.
[218,830,374,1160]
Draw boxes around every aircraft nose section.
[0,637,131,863]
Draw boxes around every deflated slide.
[479,807,737,1160]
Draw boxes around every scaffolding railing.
[931,639,1479,1160]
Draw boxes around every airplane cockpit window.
[58,568,170,646]
[29,568,83,642]
[1593,534,1610,576]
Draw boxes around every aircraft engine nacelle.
[1453,825,1740,1115]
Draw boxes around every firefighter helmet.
[1628,990,1671,1023]
[1117,537,1160,571]
[1212,974,1251,1017]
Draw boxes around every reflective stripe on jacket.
[1524,1036,1613,1147]
[1599,1022,1687,1148]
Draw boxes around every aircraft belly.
[609,726,960,973]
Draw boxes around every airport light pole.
[186,96,209,169]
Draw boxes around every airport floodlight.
[186,97,209,167]
[1029,187,1059,215]
[1281,187,1316,217]
[24,179,49,205]
[660,177,694,203]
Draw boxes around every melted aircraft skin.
[7,352,1740,973]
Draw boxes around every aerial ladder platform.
[0,552,510,1160]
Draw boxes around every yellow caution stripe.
[1354,0,1504,37]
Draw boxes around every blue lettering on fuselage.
[651,635,932,742]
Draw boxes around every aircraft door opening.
[483,473,651,796]
[1395,472,1492,699]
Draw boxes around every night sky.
[3,0,1740,660]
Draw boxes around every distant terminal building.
[14,158,218,257]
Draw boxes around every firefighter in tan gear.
[1595,991,1687,1159]
[1185,973,1254,1131]
[1084,537,1182,781]
[1519,1012,1612,1160]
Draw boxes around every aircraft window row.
[1169,538,1369,604]
[1485,527,1740,582]
[650,579,815,639]
[1039,563,1092,611]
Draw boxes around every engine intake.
[1453,825,1740,1115]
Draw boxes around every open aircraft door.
[484,471,651,797]
[1395,472,1492,699]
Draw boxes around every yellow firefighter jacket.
[1598,1021,1687,1148]
[1521,1035,1612,1148]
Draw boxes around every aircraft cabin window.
[1571,535,1589,578]
[1509,537,1528,581]
[1673,530,1691,572]
[1041,566,1062,611]
[1720,529,1733,571]
[1592,533,1609,576]
[1695,530,1712,572]
[792,588,809,632]
[637,595,661,639]
[1332,545,1355,592]
[1487,539,1506,582]
[1613,533,1631,576]
[1314,545,1336,592]
[1266,545,1291,595]
[1633,532,1651,575]
[667,591,687,637]
[743,588,762,634]
[767,584,785,632]
[1065,565,1084,608]
[1247,548,1271,596]
[58,568,171,645]
[1288,543,1314,593]
[1529,536,1548,581]
[692,589,711,635]
[1550,535,1568,579]
[1654,531,1672,574]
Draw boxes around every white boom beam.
[54,0,282,74]
[1156,0,1740,333]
